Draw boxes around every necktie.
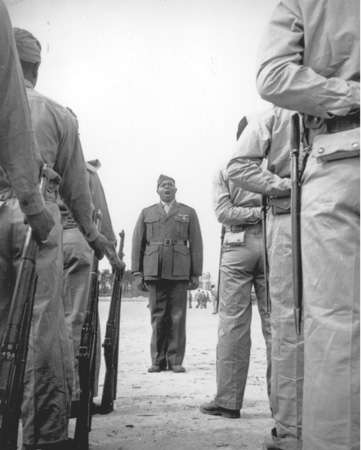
[164,203,170,215]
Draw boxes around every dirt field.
[69,298,273,450]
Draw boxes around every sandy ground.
[68,298,273,450]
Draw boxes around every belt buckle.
[164,239,172,246]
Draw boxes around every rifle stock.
[290,113,302,335]
[74,211,102,450]
[100,230,125,414]
[0,166,48,450]
[216,225,226,314]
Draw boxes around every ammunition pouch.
[269,197,291,215]
[312,127,360,163]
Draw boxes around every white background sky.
[6,0,278,280]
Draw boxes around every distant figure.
[188,291,193,308]
[210,285,217,314]
[194,289,202,309]
[131,174,203,373]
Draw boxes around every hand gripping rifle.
[261,195,271,312]
[290,113,302,335]
[74,210,102,450]
[216,225,226,314]
[0,165,50,450]
[100,230,125,414]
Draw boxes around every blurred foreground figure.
[200,159,271,420]
[228,109,304,450]
[132,175,203,373]
[257,2,360,450]
[0,0,54,243]
[3,27,111,450]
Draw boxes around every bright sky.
[7,0,278,280]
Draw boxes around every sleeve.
[88,169,117,245]
[256,0,359,118]
[0,1,45,216]
[213,168,261,225]
[131,210,147,273]
[188,209,203,277]
[55,111,98,241]
[227,114,291,197]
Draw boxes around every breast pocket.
[143,245,159,277]
[145,216,161,239]
[174,215,189,237]
[173,245,191,277]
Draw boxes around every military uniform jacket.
[132,200,203,281]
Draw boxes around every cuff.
[18,187,46,216]
[84,226,99,242]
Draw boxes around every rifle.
[74,210,102,450]
[216,225,226,313]
[261,195,271,312]
[290,113,302,335]
[0,165,49,450]
[100,230,125,414]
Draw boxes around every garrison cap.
[157,174,175,188]
[13,28,41,64]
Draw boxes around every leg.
[302,154,360,450]
[147,281,169,367]
[166,281,188,367]
[266,213,304,450]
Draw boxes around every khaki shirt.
[256,0,360,118]
[23,81,98,241]
[227,107,294,197]
[0,1,44,215]
[213,166,261,226]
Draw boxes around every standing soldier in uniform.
[227,108,303,450]
[256,2,360,450]
[132,174,203,373]
[200,129,271,419]
[60,156,125,414]
[8,28,111,450]
[0,0,54,244]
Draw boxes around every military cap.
[157,174,175,188]
[13,28,41,64]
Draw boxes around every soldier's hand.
[26,206,55,246]
[87,233,108,260]
[134,274,148,292]
[188,276,199,290]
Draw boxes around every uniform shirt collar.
[160,199,176,208]
[24,79,34,89]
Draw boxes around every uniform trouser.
[267,213,304,450]
[301,150,360,450]
[147,280,188,367]
[215,226,272,410]
[62,226,101,401]
[0,199,72,446]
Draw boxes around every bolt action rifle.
[216,225,226,313]
[290,113,302,335]
[261,195,271,312]
[100,230,125,414]
[0,165,52,450]
[74,210,102,450]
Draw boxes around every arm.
[0,2,45,216]
[213,168,261,225]
[188,209,203,279]
[227,112,291,197]
[256,0,359,118]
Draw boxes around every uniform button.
[352,142,359,149]
[318,147,325,154]
[283,200,288,206]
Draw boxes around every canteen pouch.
[224,231,245,246]
[312,128,360,163]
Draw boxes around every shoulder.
[141,203,158,214]
[28,88,69,118]
[178,203,199,217]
